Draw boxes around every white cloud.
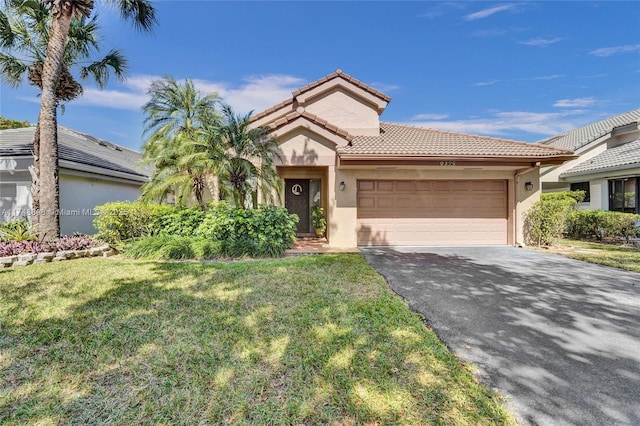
[553,97,596,108]
[519,37,563,46]
[405,110,585,138]
[472,74,562,86]
[589,44,640,57]
[418,2,465,19]
[72,73,306,114]
[411,113,450,120]
[464,4,514,21]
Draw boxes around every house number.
[439,161,456,166]
[291,184,303,195]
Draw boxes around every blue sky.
[2,1,639,150]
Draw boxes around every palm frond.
[112,0,157,32]
[79,49,127,87]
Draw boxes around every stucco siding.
[304,89,380,136]
[277,130,338,166]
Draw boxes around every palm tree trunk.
[37,13,72,241]
[28,123,40,231]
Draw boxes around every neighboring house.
[253,69,575,247]
[0,126,150,235]
[539,109,640,213]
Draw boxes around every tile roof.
[561,139,640,177]
[538,108,640,151]
[337,122,574,158]
[292,69,392,103]
[250,97,294,122]
[0,126,151,179]
[251,69,392,123]
[268,110,354,141]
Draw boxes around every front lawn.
[542,238,640,272]
[0,256,514,425]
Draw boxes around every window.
[609,178,638,213]
[570,182,590,202]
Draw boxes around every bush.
[153,207,206,237]
[0,234,99,256]
[568,210,640,241]
[0,219,35,242]
[196,204,297,257]
[118,202,298,259]
[93,202,171,244]
[524,191,582,246]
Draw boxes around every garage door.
[357,180,508,246]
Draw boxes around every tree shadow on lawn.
[0,256,513,425]
[361,247,640,426]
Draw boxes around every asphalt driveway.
[360,246,640,426]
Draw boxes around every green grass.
[550,238,640,272]
[0,256,515,425]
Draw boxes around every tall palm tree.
[198,104,283,209]
[35,0,156,240]
[0,0,129,234]
[141,76,221,208]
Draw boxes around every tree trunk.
[28,123,40,231]
[37,13,72,241]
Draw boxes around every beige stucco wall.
[326,167,541,248]
[513,167,540,246]
[276,129,339,166]
[59,173,142,235]
[304,89,380,136]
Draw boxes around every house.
[539,109,640,213]
[253,69,575,248]
[0,126,151,235]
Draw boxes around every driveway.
[360,246,640,426]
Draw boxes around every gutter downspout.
[514,162,541,247]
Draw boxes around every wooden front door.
[285,179,310,233]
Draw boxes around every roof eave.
[560,161,640,179]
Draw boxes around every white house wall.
[59,173,141,235]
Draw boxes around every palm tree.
[198,104,283,209]
[0,0,129,235]
[141,76,221,208]
[35,0,156,240]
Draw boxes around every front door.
[285,179,310,233]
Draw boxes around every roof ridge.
[268,110,354,142]
[379,122,573,154]
[250,97,295,122]
[58,126,142,154]
[292,69,391,102]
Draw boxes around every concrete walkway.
[361,246,640,426]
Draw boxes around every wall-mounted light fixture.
[339,181,346,191]
[525,181,533,191]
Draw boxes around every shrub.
[0,219,35,242]
[154,207,206,237]
[124,235,220,260]
[523,191,581,246]
[568,210,640,241]
[93,202,171,244]
[196,204,297,257]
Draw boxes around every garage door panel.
[357,218,507,245]
[357,179,508,245]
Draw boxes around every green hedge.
[93,202,171,244]
[94,201,298,258]
[524,190,640,246]
[568,210,640,241]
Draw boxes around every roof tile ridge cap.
[337,70,391,102]
[250,97,294,122]
[291,71,340,96]
[299,111,354,141]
